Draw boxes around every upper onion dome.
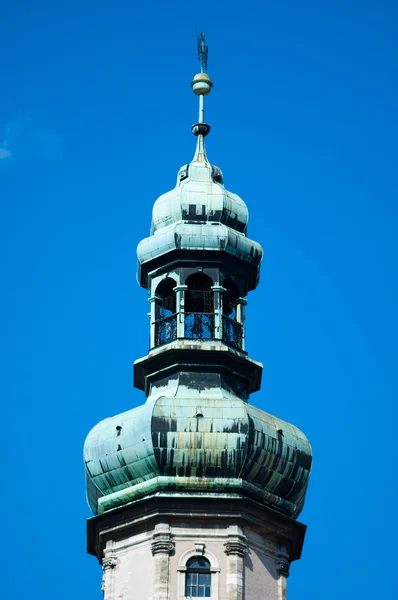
[151,157,249,235]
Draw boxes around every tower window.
[185,556,211,597]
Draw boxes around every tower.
[84,35,312,600]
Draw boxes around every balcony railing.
[153,312,243,349]
[154,313,177,347]
[222,315,243,350]
[184,312,215,339]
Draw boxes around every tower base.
[87,495,306,600]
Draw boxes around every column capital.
[173,285,188,292]
[102,556,117,570]
[211,285,226,292]
[276,553,290,578]
[149,295,162,304]
[236,297,248,306]
[151,532,175,556]
[223,537,247,557]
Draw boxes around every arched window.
[185,556,211,598]
[178,548,219,600]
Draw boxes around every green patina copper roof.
[84,62,312,525]
[84,395,312,519]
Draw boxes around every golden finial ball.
[191,73,213,96]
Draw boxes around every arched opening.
[185,556,211,598]
[222,278,240,318]
[185,273,214,340]
[222,278,243,350]
[185,273,214,313]
[156,277,177,317]
[154,277,177,347]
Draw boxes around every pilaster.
[151,523,175,600]
[236,298,247,351]
[173,285,188,339]
[211,285,226,340]
[276,552,290,600]
[101,554,117,599]
[224,528,247,600]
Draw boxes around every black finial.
[197,32,208,73]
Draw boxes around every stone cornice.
[88,496,306,563]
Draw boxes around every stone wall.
[98,513,293,600]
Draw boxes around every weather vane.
[197,32,208,73]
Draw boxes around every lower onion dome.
[84,396,312,519]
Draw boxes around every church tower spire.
[191,32,212,160]
[84,35,312,600]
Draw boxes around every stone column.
[276,553,290,600]
[148,295,161,348]
[224,534,247,600]
[236,298,247,351]
[151,523,175,600]
[173,285,188,339]
[101,554,117,600]
[211,285,226,341]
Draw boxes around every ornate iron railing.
[184,312,215,340]
[154,312,243,348]
[222,315,243,350]
[154,313,177,347]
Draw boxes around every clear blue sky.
[1,1,397,598]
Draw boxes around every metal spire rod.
[199,95,204,124]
